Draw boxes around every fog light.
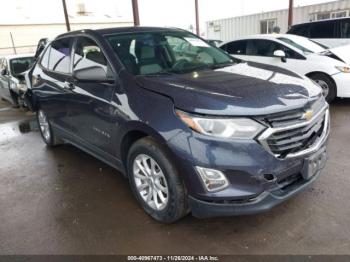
[196,167,229,192]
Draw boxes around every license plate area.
[302,147,327,180]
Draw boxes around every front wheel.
[309,73,336,103]
[127,137,188,223]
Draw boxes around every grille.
[259,100,328,158]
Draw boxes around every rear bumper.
[189,171,320,218]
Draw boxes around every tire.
[309,73,336,103]
[36,109,62,147]
[127,137,188,223]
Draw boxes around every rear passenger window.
[225,41,247,55]
[341,20,350,38]
[48,38,72,73]
[309,22,334,38]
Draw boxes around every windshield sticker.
[184,37,210,47]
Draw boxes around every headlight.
[176,110,265,139]
[335,66,350,73]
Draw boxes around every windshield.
[278,37,325,54]
[10,57,34,75]
[105,31,233,75]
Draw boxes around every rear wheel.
[37,109,62,147]
[127,137,188,223]
[309,73,336,103]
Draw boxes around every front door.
[67,36,117,156]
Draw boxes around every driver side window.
[73,37,112,78]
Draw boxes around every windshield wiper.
[210,61,235,69]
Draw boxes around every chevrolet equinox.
[29,27,330,223]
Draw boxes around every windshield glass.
[105,31,233,75]
[278,37,325,53]
[10,57,34,75]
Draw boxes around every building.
[0,2,133,55]
[206,0,350,41]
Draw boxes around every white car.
[220,34,350,102]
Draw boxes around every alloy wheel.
[38,110,51,142]
[314,79,330,98]
[132,154,169,211]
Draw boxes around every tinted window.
[48,38,72,73]
[341,20,350,38]
[288,25,309,37]
[10,57,34,75]
[247,40,303,59]
[247,40,276,56]
[73,37,112,79]
[225,41,247,55]
[309,21,334,38]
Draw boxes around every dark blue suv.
[29,27,330,223]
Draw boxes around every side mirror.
[0,69,7,76]
[74,66,112,83]
[273,50,287,62]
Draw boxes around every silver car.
[0,54,34,106]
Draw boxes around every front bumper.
[332,72,350,98]
[189,169,321,218]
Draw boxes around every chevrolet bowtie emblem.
[302,110,314,121]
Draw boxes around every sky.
[2,0,339,32]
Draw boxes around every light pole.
[62,0,71,31]
[288,0,294,28]
[132,0,140,26]
[195,0,200,35]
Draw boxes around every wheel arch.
[119,122,168,173]
[305,71,337,97]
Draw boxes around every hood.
[135,61,322,116]
[328,44,350,64]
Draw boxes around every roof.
[291,17,350,27]
[57,26,187,38]
[227,34,308,42]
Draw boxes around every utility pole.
[132,0,140,26]
[62,0,71,31]
[288,0,294,28]
[195,0,200,35]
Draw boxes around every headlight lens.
[176,110,265,139]
[336,66,350,73]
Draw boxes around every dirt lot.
[0,98,350,255]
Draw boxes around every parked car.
[287,17,350,48]
[220,34,350,102]
[30,27,329,223]
[0,54,34,106]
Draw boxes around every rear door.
[31,37,74,131]
[67,36,116,156]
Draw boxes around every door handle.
[63,81,75,91]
